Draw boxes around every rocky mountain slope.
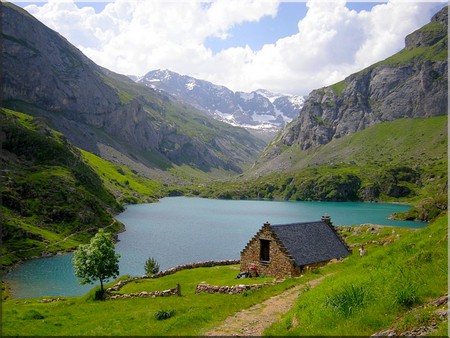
[262,5,447,161]
[138,70,304,135]
[0,2,265,181]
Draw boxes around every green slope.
[0,108,145,267]
[79,149,164,204]
[271,116,448,169]
[265,213,448,336]
[193,117,447,221]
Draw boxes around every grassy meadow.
[2,265,301,336]
[2,214,447,336]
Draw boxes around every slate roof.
[270,221,351,267]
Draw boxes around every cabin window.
[260,239,270,262]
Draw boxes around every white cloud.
[24,0,444,96]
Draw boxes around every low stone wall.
[108,284,180,300]
[195,280,283,295]
[105,259,240,298]
[150,259,240,279]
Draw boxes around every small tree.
[144,257,160,275]
[72,229,120,295]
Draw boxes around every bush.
[94,289,105,301]
[154,310,174,320]
[145,257,160,275]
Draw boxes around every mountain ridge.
[1,2,266,181]
[262,5,447,161]
[137,69,304,137]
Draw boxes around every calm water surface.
[3,197,425,298]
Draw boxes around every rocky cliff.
[0,3,265,178]
[269,6,447,156]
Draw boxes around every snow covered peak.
[136,69,304,133]
[255,89,284,103]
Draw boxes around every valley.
[1,1,447,268]
[0,2,448,336]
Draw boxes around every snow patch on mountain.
[239,92,255,101]
[137,69,304,133]
[186,79,197,91]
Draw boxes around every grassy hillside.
[192,117,447,221]
[265,213,448,336]
[79,150,164,204]
[0,108,162,268]
[2,214,447,336]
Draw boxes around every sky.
[12,0,447,96]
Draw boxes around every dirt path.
[204,274,329,336]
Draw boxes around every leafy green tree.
[72,229,120,294]
[144,257,160,275]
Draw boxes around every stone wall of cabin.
[240,223,300,278]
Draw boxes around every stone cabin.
[240,216,351,278]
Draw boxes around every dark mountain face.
[267,6,448,158]
[0,3,266,178]
[138,70,304,133]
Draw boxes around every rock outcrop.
[271,6,447,154]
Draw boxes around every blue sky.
[12,1,447,95]
[205,2,384,52]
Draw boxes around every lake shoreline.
[2,197,426,299]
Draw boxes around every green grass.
[80,149,164,203]
[1,265,302,336]
[330,80,347,95]
[352,19,447,78]
[264,213,448,336]
[115,265,274,295]
[2,217,447,336]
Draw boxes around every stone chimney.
[321,215,333,227]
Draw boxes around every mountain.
[262,5,447,161]
[137,70,304,136]
[192,6,448,218]
[0,2,266,181]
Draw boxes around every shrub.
[154,310,174,320]
[145,257,160,275]
[94,289,105,301]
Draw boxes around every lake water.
[3,197,426,298]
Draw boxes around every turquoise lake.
[3,197,426,298]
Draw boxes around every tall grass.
[326,284,370,317]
